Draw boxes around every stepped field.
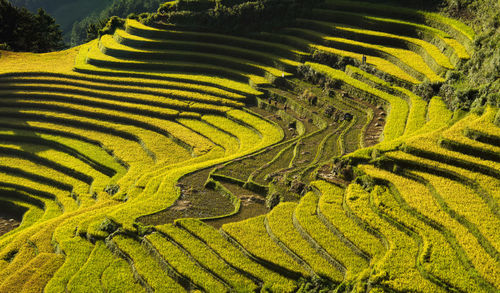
[0,0,498,292]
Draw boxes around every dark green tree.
[70,0,164,46]
[85,18,109,43]
[0,0,64,52]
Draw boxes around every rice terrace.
[0,0,499,291]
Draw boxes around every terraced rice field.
[0,0,498,292]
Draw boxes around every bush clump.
[311,49,359,71]
[98,16,125,37]
[494,109,500,127]
[99,217,121,234]
[266,192,280,209]
[70,0,164,46]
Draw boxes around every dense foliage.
[151,0,325,33]
[0,0,64,52]
[9,0,111,41]
[380,0,500,111]
[70,0,164,46]
[439,0,500,111]
[8,0,164,46]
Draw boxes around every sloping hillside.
[0,0,498,291]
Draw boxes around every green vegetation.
[157,223,258,291]
[111,233,185,291]
[145,232,227,292]
[267,202,344,282]
[222,215,309,277]
[294,191,369,281]
[313,180,385,259]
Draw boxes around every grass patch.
[345,183,446,292]
[101,258,146,292]
[66,241,117,293]
[145,232,227,292]
[111,234,185,292]
[177,218,297,292]
[266,202,343,282]
[222,215,309,277]
[157,224,257,292]
[294,190,369,280]
[360,164,499,290]
[314,180,385,259]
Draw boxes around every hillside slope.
[0,0,498,292]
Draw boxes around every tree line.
[0,0,64,52]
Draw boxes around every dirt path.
[346,95,386,147]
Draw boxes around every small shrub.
[289,179,307,195]
[445,70,464,83]
[266,192,280,209]
[469,96,486,113]
[299,89,318,106]
[486,81,500,107]
[127,13,138,19]
[99,217,121,234]
[138,12,150,20]
[311,49,359,70]
[157,1,178,14]
[0,42,11,50]
[3,250,18,262]
[323,105,336,118]
[98,16,125,37]
[494,109,500,126]
[135,223,154,236]
[354,175,375,192]
[296,276,337,293]
[104,184,120,196]
[414,79,440,101]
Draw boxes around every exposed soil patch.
[358,100,387,147]
[0,218,20,237]
[214,153,264,182]
[293,79,386,148]
[252,142,295,185]
[215,102,319,183]
[317,163,350,182]
[347,96,386,147]
[0,202,24,237]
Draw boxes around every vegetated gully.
[138,83,385,228]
